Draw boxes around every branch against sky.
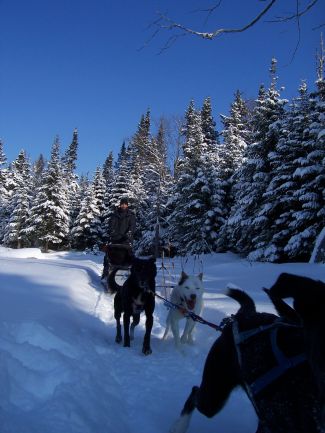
[146,0,321,53]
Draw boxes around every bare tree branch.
[266,0,319,23]
[156,0,278,41]
[190,1,223,27]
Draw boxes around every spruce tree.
[228,59,287,256]
[25,137,70,252]
[136,121,171,256]
[62,129,80,238]
[3,150,31,248]
[0,140,9,242]
[167,100,223,254]
[284,47,325,260]
[71,180,102,250]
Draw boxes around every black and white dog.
[170,275,324,433]
[111,257,157,355]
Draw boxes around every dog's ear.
[179,271,188,285]
[198,272,203,281]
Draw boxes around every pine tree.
[103,151,114,184]
[25,137,70,252]
[0,140,9,242]
[136,121,171,256]
[92,166,106,245]
[201,96,219,150]
[283,44,325,260]
[167,100,224,254]
[253,82,311,261]
[70,182,102,250]
[228,59,287,255]
[217,91,251,250]
[219,90,251,177]
[62,128,78,175]
[3,150,31,248]
[61,129,80,243]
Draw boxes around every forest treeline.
[0,58,324,262]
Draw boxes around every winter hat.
[120,198,128,205]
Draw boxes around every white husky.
[162,272,204,347]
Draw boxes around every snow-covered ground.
[0,247,324,433]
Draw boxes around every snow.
[0,247,324,433]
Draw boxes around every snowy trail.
[0,248,324,433]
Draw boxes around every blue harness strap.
[232,319,306,397]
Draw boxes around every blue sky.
[1,0,323,174]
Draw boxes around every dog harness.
[232,319,306,396]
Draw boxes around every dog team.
[101,198,325,433]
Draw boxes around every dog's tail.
[226,288,256,315]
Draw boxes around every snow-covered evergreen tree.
[283,46,325,260]
[201,96,219,149]
[70,181,102,250]
[251,81,311,261]
[219,90,251,177]
[228,59,287,256]
[3,150,31,248]
[136,120,171,256]
[62,129,80,238]
[167,100,224,254]
[25,137,70,252]
[0,140,9,242]
[216,91,251,250]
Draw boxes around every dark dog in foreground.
[267,273,325,429]
[111,257,156,355]
[170,273,324,433]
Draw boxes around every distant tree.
[201,96,219,149]
[62,128,78,175]
[32,154,46,191]
[92,166,106,243]
[283,45,325,260]
[216,90,252,249]
[0,140,9,242]
[219,90,251,178]
[228,59,287,255]
[167,99,224,254]
[136,120,171,256]
[71,181,102,250]
[62,129,80,237]
[249,81,310,261]
[3,150,32,248]
[25,137,70,252]
[103,151,114,184]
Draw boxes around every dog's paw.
[115,335,122,344]
[142,347,152,355]
[123,341,130,347]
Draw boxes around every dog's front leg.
[142,312,153,355]
[181,318,196,345]
[123,311,131,347]
[171,319,182,348]
[130,313,140,340]
[114,295,122,344]
[169,386,198,433]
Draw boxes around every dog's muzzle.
[184,294,197,311]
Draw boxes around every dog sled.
[102,243,133,292]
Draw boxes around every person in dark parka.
[101,198,136,281]
[109,198,136,244]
